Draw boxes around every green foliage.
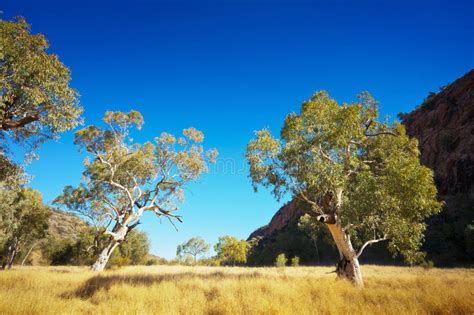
[420,259,435,269]
[0,155,23,184]
[214,235,248,266]
[55,110,216,268]
[246,91,442,264]
[43,227,150,266]
[0,17,82,162]
[177,237,209,264]
[0,184,51,267]
[201,257,222,266]
[145,256,168,266]
[291,256,300,266]
[115,230,150,265]
[275,253,287,267]
[247,220,338,266]
[56,110,217,231]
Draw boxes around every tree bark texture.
[91,225,128,272]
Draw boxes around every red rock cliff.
[401,69,474,197]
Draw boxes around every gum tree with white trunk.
[246,91,442,287]
[56,110,217,271]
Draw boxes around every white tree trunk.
[91,225,128,272]
[90,241,119,272]
[21,242,37,266]
[326,223,364,287]
[2,239,19,270]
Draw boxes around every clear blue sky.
[3,0,473,258]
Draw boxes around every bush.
[420,259,435,270]
[291,256,300,267]
[109,255,130,268]
[146,258,159,266]
[275,253,287,267]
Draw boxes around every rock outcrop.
[401,69,474,197]
[247,200,303,240]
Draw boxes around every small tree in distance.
[246,91,442,286]
[0,185,50,269]
[214,235,248,266]
[177,237,209,264]
[56,111,217,271]
[291,256,300,267]
[275,253,287,267]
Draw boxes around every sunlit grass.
[0,265,473,314]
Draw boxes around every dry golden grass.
[0,265,473,314]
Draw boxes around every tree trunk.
[90,241,120,272]
[313,239,320,264]
[22,242,37,266]
[326,222,364,287]
[91,225,128,272]
[1,239,19,270]
[7,246,18,269]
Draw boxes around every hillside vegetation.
[48,210,88,240]
[0,265,472,314]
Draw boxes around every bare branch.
[356,236,388,258]
[100,196,120,217]
[1,112,39,130]
[128,220,140,231]
[365,131,397,137]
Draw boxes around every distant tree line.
[174,236,248,266]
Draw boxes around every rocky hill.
[48,209,88,240]
[401,69,474,197]
[247,69,474,265]
[247,200,303,240]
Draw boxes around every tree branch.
[365,131,397,137]
[356,236,388,258]
[1,112,39,130]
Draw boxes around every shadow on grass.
[65,272,264,300]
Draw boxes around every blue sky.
[3,0,473,258]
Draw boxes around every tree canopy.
[0,184,51,269]
[214,235,248,266]
[177,237,209,264]
[0,17,82,165]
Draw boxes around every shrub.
[146,258,158,266]
[420,259,435,270]
[291,256,300,267]
[275,253,287,267]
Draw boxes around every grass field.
[0,265,473,314]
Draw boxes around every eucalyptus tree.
[56,110,217,271]
[246,91,441,286]
[0,185,50,269]
[176,237,209,264]
[214,235,248,266]
[0,17,82,168]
